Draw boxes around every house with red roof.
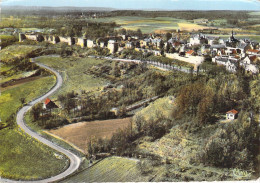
[186,50,196,56]
[247,49,260,55]
[43,98,58,109]
[226,109,238,120]
[242,55,258,65]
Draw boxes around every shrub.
[200,112,259,169]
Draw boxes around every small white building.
[226,109,238,120]
[87,39,95,48]
[108,40,119,54]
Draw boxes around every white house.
[108,40,118,53]
[87,39,95,48]
[226,109,238,120]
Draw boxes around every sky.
[1,0,260,10]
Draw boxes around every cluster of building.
[19,30,259,73]
[209,31,259,73]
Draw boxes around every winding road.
[1,58,81,183]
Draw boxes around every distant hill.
[1,6,115,15]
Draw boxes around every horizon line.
[2,5,260,11]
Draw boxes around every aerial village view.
[0,0,259,182]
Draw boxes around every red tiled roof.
[249,55,257,62]
[45,98,51,105]
[174,42,180,46]
[248,49,260,53]
[186,50,194,55]
[226,109,238,114]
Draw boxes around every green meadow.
[91,16,191,33]
[34,56,108,98]
[0,75,70,180]
[62,156,150,182]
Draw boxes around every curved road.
[1,58,81,183]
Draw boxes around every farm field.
[61,156,150,182]
[35,56,108,99]
[0,75,70,180]
[48,118,131,153]
[91,16,206,33]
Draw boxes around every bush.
[200,112,259,169]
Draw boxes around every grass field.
[92,16,197,33]
[0,76,55,123]
[49,118,131,153]
[0,34,17,48]
[62,156,149,182]
[34,56,108,98]
[0,75,70,180]
[0,45,42,63]
[134,96,175,122]
[0,70,38,85]
[177,22,208,31]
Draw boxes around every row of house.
[19,31,259,73]
[210,32,259,73]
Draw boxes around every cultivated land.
[0,76,70,180]
[91,16,205,33]
[61,156,150,182]
[34,56,108,98]
[48,118,131,153]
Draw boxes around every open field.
[134,96,175,122]
[0,70,38,85]
[0,128,69,180]
[0,34,17,48]
[0,45,42,63]
[0,75,70,180]
[92,16,198,33]
[49,118,131,153]
[62,156,149,182]
[0,76,55,122]
[0,75,42,92]
[35,56,108,98]
[177,22,208,31]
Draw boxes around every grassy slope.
[0,45,41,63]
[133,96,175,122]
[0,76,70,180]
[62,156,149,182]
[34,56,108,98]
[133,97,253,181]
[0,70,38,84]
[0,34,17,47]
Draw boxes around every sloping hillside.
[62,156,150,182]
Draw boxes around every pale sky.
[1,0,260,10]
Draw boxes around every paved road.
[1,58,81,183]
